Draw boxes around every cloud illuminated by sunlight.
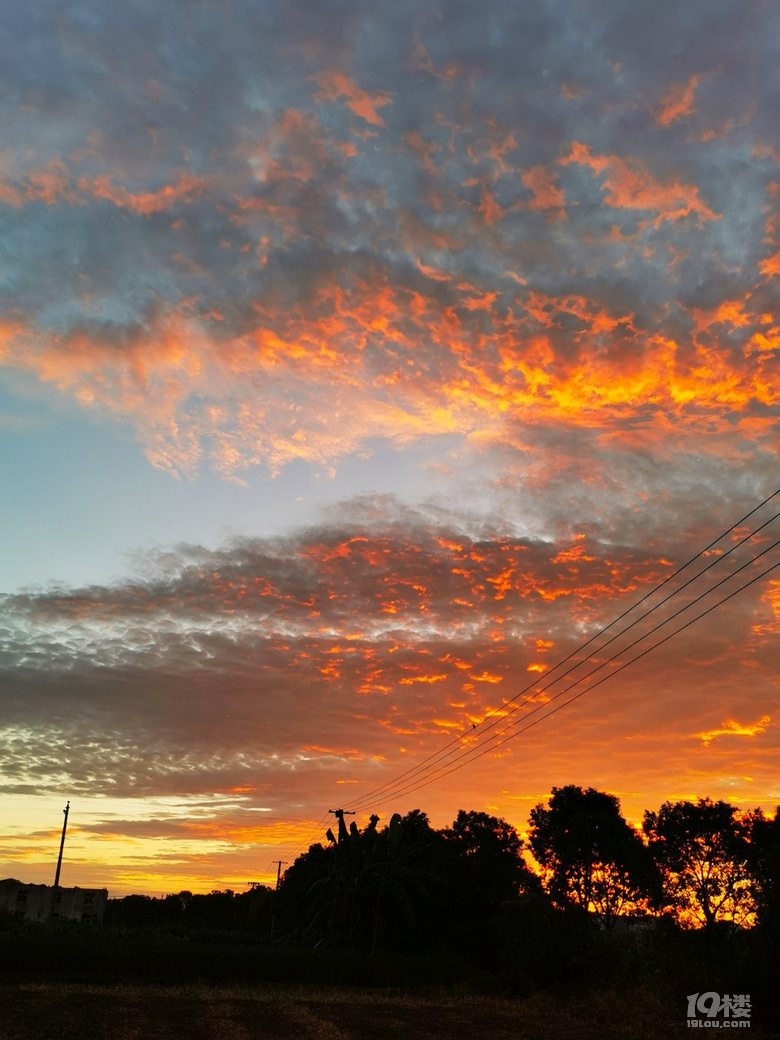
[695,716,772,747]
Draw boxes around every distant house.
[0,878,108,923]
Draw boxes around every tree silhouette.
[439,809,538,959]
[643,797,754,931]
[445,809,537,908]
[276,842,331,940]
[529,785,655,929]
[279,812,443,952]
[356,811,445,952]
[747,805,780,931]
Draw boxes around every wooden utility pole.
[53,801,70,889]
[328,808,354,843]
[268,860,287,940]
[49,801,70,921]
[273,860,287,890]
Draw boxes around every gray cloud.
[1,496,778,806]
[2,3,780,879]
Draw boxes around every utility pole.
[273,860,287,890]
[53,801,70,889]
[50,801,69,921]
[268,860,287,940]
[328,808,355,843]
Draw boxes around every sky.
[1,0,779,897]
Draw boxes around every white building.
[0,878,107,923]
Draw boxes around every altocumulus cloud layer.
[1,497,778,817]
[2,1,780,880]
[1,0,779,485]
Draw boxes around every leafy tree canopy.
[747,805,780,930]
[643,797,754,930]
[528,785,656,928]
[445,809,538,908]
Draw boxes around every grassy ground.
[0,928,469,987]
[0,980,728,1040]
[2,925,777,1038]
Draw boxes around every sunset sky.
[2,0,779,897]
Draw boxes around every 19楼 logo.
[687,993,751,1028]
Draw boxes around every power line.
[382,553,780,802]
[286,811,334,861]
[352,502,780,809]
[346,495,780,813]
[354,536,780,808]
[274,489,780,855]
[346,489,780,811]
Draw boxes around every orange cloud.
[0,156,207,214]
[695,716,771,746]
[754,580,780,635]
[478,185,503,226]
[522,165,566,214]
[406,38,458,83]
[314,71,392,127]
[5,494,780,895]
[690,298,752,337]
[653,75,699,126]
[560,141,719,224]
[2,247,778,483]
[0,157,75,207]
[399,674,448,685]
[416,259,452,282]
[759,252,780,278]
[694,103,755,143]
[78,172,206,214]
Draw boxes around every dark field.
[3,922,777,1038]
[1,981,699,1040]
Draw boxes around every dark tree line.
[106,786,780,967]
[529,787,780,935]
[106,885,275,934]
[276,807,539,955]
[81,787,777,1013]
[273,787,780,963]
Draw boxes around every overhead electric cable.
[351,505,780,810]
[353,535,780,808]
[348,492,780,812]
[370,552,780,806]
[287,811,334,860]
